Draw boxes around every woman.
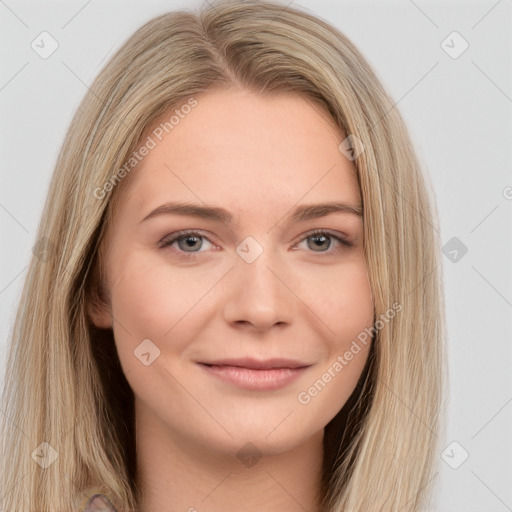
[0,1,446,510]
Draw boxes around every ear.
[86,268,113,329]
[87,290,113,329]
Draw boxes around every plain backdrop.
[1,1,511,510]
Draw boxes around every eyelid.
[158,228,353,255]
[158,229,216,249]
[293,228,351,246]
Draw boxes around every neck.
[134,399,324,512]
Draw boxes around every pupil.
[181,236,200,250]
[310,235,329,251]
[177,234,331,252]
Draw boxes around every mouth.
[199,357,311,370]
[197,358,312,391]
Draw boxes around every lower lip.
[198,364,310,391]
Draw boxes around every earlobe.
[87,298,113,329]
[85,256,113,329]
[86,282,113,329]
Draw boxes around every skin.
[89,86,374,512]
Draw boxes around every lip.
[197,358,312,391]
[200,357,310,370]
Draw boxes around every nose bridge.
[238,246,279,293]
[222,237,295,328]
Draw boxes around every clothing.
[82,493,118,511]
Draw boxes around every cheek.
[295,339,370,436]
[290,258,374,422]
[112,263,171,334]
[303,256,374,344]
[107,254,188,361]
[107,253,224,367]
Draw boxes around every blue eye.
[296,229,352,253]
[159,231,213,254]
[158,229,352,258]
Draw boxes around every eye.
[294,229,353,254]
[158,230,215,256]
[159,229,352,259]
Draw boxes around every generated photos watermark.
[93,97,198,200]
[297,301,403,405]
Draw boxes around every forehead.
[115,87,360,223]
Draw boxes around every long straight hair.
[0,1,446,510]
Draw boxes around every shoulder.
[82,493,118,511]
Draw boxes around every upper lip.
[198,357,311,370]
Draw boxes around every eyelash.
[158,229,353,259]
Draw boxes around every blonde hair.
[0,1,446,510]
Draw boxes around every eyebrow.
[140,200,362,225]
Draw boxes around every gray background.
[1,0,511,510]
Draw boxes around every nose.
[221,248,296,332]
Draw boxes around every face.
[89,87,374,458]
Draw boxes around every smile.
[197,362,311,391]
